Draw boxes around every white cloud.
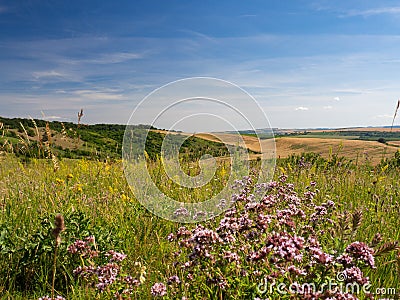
[295,106,309,111]
[42,115,62,120]
[374,114,392,119]
[333,96,340,101]
[83,52,143,64]
[32,70,65,79]
[343,7,400,17]
[323,105,333,110]
[71,89,125,101]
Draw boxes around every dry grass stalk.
[77,109,84,128]
[351,210,362,233]
[391,99,400,131]
[337,211,351,232]
[370,233,383,248]
[45,122,52,145]
[19,122,30,145]
[77,109,84,145]
[60,122,67,140]
[29,116,42,157]
[43,122,59,171]
[374,241,399,257]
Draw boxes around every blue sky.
[0,0,400,129]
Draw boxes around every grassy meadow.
[1,117,400,299]
[0,150,399,299]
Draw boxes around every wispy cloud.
[324,105,333,110]
[239,14,257,18]
[333,89,373,95]
[333,96,340,101]
[42,115,62,120]
[71,89,126,101]
[32,70,66,80]
[341,7,400,17]
[295,106,309,111]
[374,114,392,119]
[78,52,144,64]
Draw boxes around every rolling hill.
[1,116,399,164]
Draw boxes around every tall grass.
[0,151,399,299]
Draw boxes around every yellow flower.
[56,178,64,185]
[108,186,114,194]
[75,184,83,193]
[66,173,74,180]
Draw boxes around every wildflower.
[124,275,140,287]
[266,231,304,262]
[55,178,64,185]
[167,275,181,285]
[173,207,189,218]
[257,213,272,231]
[309,246,334,265]
[151,282,167,297]
[38,296,66,300]
[67,237,98,258]
[336,253,353,267]
[167,233,175,242]
[310,205,328,223]
[342,266,369,285]
[222,250,240,263]
[193,211,207,220]
[66,173,73,180]
[287,265,307,276]
[247,246,270,262]
[75,184,83,193]
[190,227,221,245]
[345,241,375,268]
[106,250,127,262]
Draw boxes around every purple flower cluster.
[106,250,127,262]
[67,236,98,258]
[38,296,66,300]
[73,263,120,291]
[265,231,304,262]
[151,282,167,297]
[163,176,380,299]
[345,241,375,268]
[342,266,369,284]
[68,236,143,297]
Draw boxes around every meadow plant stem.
[51,244,58,300]
[51,214,65,300]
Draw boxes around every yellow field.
[152,130,399,164]
[274,137,398,164]
[308,127,400,133]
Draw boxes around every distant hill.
[0,116,242,161]
[1,116,399,164]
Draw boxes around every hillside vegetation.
[0,116,238,162]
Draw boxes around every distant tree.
[377,137,386,144]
